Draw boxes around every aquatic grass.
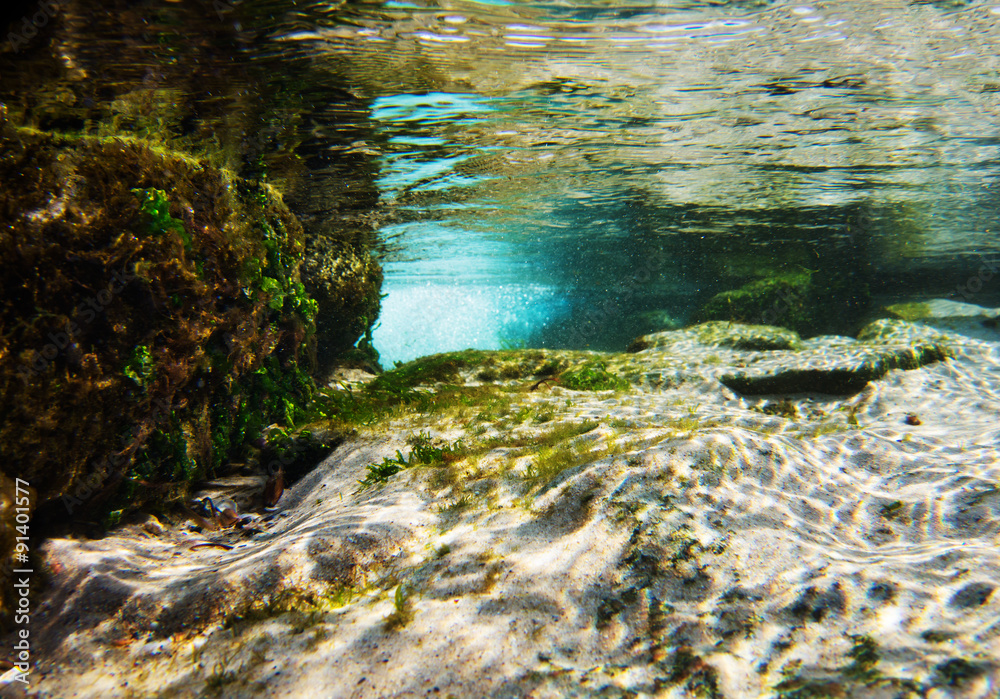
[524,438,612,492]
[487,420,600,452]
[559,361,630,391]
[358,433,469,489]
[204,646,243,695]
[224,584,364,633]
[383,584,414,631]
[802,421,854,438]
[358,450,410,489]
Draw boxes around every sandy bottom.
[4,317,1000,698]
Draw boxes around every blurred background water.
[6,0,999,367]
[274,0,1000,365]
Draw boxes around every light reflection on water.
[275,0,1000,362]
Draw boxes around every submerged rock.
[693,270,815,332]
[0,126,326,542]
[631,320,950,395]
[719,339,950,395]
[880,298,1000,342]
[631,321,802,352]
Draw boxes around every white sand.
[5,315,1000,698]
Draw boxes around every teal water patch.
[373,92,501,198]
[376,152,476,192]
[372,281,565,367]
[371,92,494,123]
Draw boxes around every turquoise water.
[280,0,1000,365]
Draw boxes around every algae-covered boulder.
[693,271,814,331]
[879,299,1000,342]
[0,124,326,529]
[300,235,383,372]
[719,319,952,395]
[693,264,871,338]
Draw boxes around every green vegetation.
[879,501,904,519]
[358,432,467,489]
[885,302,932,322]
[358,451,410,490]
[558,361,629,391]
[692,321,803,351]
[761,399,797,418]
[843,635,880,682]
[132,187,190,251]
[0,128,323,528]
[205,647,242,695]
[122,345,155,389]
[356,418,607,494]
[225,584,362,632]
[383,584,414,630]
[694,270,813,334]
[661,648,723,698]
[934,658,984,687]
[771,636,952,697]
[526,442,591,489]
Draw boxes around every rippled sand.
[6,319,1000,698]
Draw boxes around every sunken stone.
[719,321,951,395]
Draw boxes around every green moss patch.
[692,321,803,351]
[0,128,320,524]
[885,302,933,322]
[694,271,813,332]
[558,361,629,391]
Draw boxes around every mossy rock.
[693,271,814,332]
[0,126,326,529]
[628,321,801,353]
[374,349,563,392]
[884,302,934,322]
[856,318,952,345]
[301,235,383,373]
[691,321,803,351]
[720,336,950,395]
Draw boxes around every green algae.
[934,658,985,687]
[558,361,629,391]
[885,302,933,322]
[383,584,415,631]
[0,127,321,527]
[693,321,803,351]
[843,634,880,682]
[661,648,723,699]
[694,270,813,331]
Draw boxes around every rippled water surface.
[263,1,1000,361]
[21,0,996,362]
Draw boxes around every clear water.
[289,1,1000,365]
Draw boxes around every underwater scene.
[1,0,999,697]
